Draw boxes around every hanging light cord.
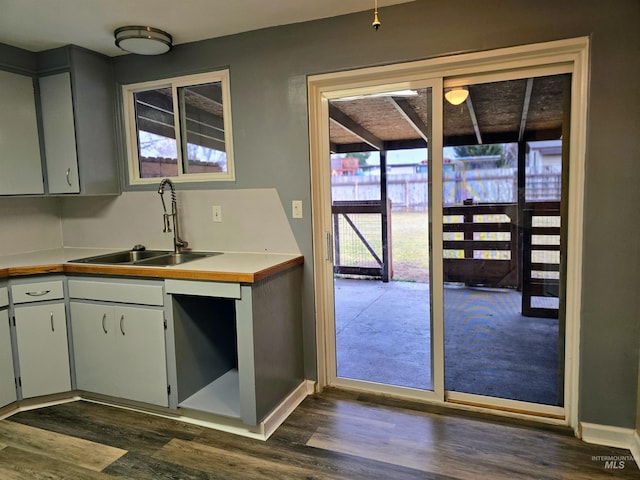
[372,0,381,30]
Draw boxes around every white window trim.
[123,70,235,185]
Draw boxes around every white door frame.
[307,37,589,433]
[318,78,445,405]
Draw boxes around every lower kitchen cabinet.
[13,303,71,398]
[165,267,304,427]
[0,308,16,408]
[70,301,168,407]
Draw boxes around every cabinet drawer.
[0,287,7,308]
[68,280,164,306]
[12,280,64,304]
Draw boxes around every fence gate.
[521,201,561,318]
[332,200,392,282]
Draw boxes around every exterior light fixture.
[444,86,470,105]
[114,26,173,55]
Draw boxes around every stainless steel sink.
[70,250,171,265]
[69,250,220,266]
[135,251,219,267]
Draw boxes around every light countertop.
[0,248,303,283]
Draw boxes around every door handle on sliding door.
[326,232,333,262]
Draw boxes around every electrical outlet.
[292,200,303,219]
[212,205,222,222]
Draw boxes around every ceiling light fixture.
[114,26,173,55]
[444,86,469,106]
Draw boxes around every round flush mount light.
[114,26,173,55]
[444,86,470,106]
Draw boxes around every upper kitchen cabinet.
[37,46,120,195]
[0,69,44,195]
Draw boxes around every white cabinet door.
[0,310,16,407]
[39,72,80,194]
[14,303,71,398]
[0,70,44,195]
[113,306,168,406]
[70,302,114,397]
[71,302,168,407]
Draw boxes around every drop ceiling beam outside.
[135,91,225,150]
[465,95,483,145]
[518,78,534,142]
[331,138,427,154]
[185,83,224,109]
[329,104,384,151]
[389,97,429,143]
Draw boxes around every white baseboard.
[261,380,315,439]
[1,383,314,442]
[581,422,635,449]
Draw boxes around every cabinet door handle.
[50,312,54,332]
[119,314,125,336]
[101,313,107,334]
[26,290,51,297]
[66,167,72,186]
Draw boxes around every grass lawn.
[390,211,430,282]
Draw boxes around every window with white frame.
[123,70,235,184]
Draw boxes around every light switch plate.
[212,205,222,222]
[292,200,303,219]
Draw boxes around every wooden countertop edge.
[1,256,304,283]
[252,256,305,282]
[5,264,65,277]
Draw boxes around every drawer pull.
[66,167,72,186]
[102,313,107,334]
[50,312,54,332]
[26,290,51,297]
[120,315,125,336]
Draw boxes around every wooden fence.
[331,168,562,210]
[332,199,562,319]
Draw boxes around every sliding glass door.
[327,82,440,399]
[310,39,588,424]
[442,72,570,415]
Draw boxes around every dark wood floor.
[0,389,638,479]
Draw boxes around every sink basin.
[70,250,171,265]
[70,250,220,267]
[135,252,220,267]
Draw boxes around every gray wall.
[111,0,640,428]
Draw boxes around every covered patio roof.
[329,74,568,153]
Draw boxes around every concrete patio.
[334,277,561,406]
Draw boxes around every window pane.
[134,88,178,178]
[178,82,228,175]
